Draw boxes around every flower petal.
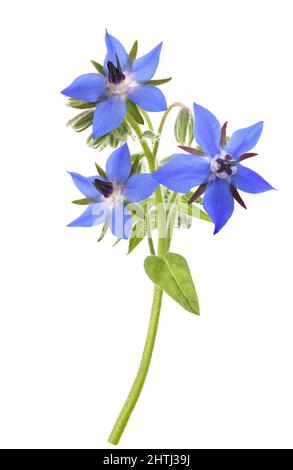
[67,203,108,227]
[132,42,163,82]
[232,164,273,193]
[193,103,221,156]
[153,154,211,193]
[125,174,159,202]
[225,122,264,158]
[93,96,126,139]
[128,85,167,112]
[203,178,234,234]
[109,202,132,239]
[68,172,104,201]
[61,74,106,102]
[104,30,130,71]
[106,143,131,184]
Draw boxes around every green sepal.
[87,133,109,151]
[97,220,109,242]
[128,40,138,64]
[67,110,94,132]
[126,100,144,125]
[147,77,172,86]
[91,60,105,75]
[144,252,200,315]
[112,238,121,247]
[72,198,93,205]
[66,98,97,109]
[95,162,107,178]
[87,120,132,150]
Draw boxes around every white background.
[0,0,292,449]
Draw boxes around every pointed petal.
[61,74,106,102]
[109,203,132,239]
[232,164,274,193]
[106,143,131,184]
[93,96,126,139]
[193,103,221,157]
[104,31,130,71]
[68,172,104,201]
[128,85,167,112]
[203,178,234,234]
[67,203,108,227]
[153,154,211,193]
[225,121,264,158]
[125,174,159,202]
[132,42,163,82]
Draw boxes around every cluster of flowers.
[62,31,273,237]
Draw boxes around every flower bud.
[174,107,194,145]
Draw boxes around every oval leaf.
[144,252,200,314]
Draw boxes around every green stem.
[108,284,163,445]
[140,108,154,131]
[126,114,155,171]
[147,219,156,255]
[153,102,185,159]
[166,193,179,251]
[108,115,168,445]
[126,113,167,253]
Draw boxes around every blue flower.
[68,143,158,239]
[153,103,274,234]
[61,31,167,139]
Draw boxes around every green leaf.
[129,40,138,64]
[126,100,144,125]
[95,162,107,177]
[97,220,109,242]
[144,252,200,314]
[91,60,105,75]
[147,77,172,86]
[72,198,93,205]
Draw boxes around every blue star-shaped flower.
[68,143,158,238]
[61,31,167,139]
[153,103,274,234]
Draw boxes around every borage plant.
[62,31,274,445]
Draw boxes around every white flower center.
[210,152,237,179]
[104,183,125,210]
[107,72,137,98]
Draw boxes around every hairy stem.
[140,108,154,131]
[108,114,168,445]
[108,284,163,445]
[153,102,185,159]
